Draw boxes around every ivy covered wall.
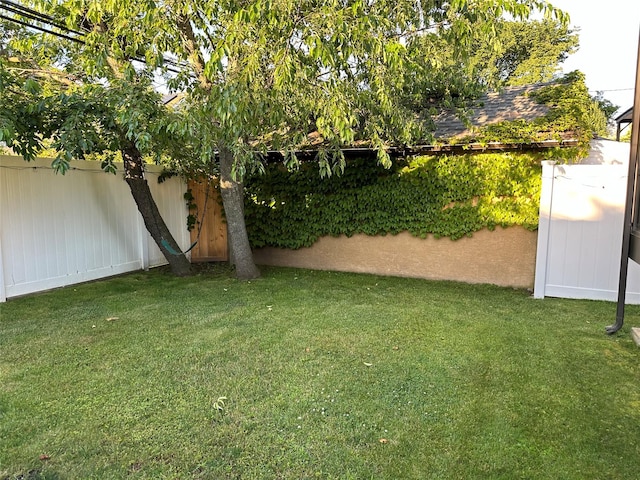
[244,152,543,250]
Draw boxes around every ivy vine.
[243,73,607,250]
[184,189,198,231]
[244,152,543,249]
[468,71,613,157]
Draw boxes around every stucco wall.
[253,227,537,288]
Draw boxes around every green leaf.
[51,154,70,175]
[22,78,42,95]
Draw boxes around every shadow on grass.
[2,470,61,480]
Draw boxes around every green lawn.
[1,266,638,479]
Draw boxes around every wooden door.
[188,180,228,262]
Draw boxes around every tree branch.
[174,12,211,90]
[5,66,80,86]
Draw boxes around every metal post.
[608,30,640,334]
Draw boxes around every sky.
[546,0,640,115]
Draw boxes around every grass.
[0,265,639,479]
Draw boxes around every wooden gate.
[188,180,228,262]
[534,159,640,303]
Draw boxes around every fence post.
[0,234,6,303]
[534,160,557,299]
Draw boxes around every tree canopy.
[1,0,569,279]
[473,18,579,87]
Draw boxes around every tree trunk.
[219,146,261,280]
[123,144,192,277]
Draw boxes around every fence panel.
[0,156,188,301]
[534,154,640,303]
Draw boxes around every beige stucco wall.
[253,227,537,288]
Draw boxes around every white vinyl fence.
[534,139,640,303]
[2,139,637,304]
[0,155,189,302]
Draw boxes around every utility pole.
[609,30,640,334]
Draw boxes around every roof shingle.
[433,84,550,140]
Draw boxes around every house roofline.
[260,139,580,161]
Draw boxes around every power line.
[590,88,634,93]
[0,0,84,36]
[0,3,189,76]
[0,12,84,44]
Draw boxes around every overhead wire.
[590,88,634,94]
[0,0,84,35]
[0,0,189,76]
[0,12,84,44]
